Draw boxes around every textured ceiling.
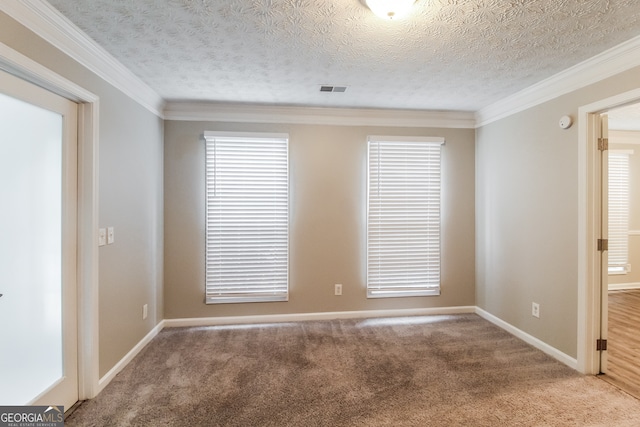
[46,0,640,112]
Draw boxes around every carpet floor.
[66,314,640,426]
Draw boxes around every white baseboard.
[96,305,578,396]
[608,282,640,291]
[475,307,578,370]
[163,306,476,328]
[96,320,165,394]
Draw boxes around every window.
[204,132,289,303]
[608,151,631,275]
[367,136,444,298]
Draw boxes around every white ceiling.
[608,102,640,131]
[45,0,640,112]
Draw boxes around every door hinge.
[597,239,608,252]
[598,137,608,151]
[597,339,607,351]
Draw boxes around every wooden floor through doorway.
[601,289,640,399]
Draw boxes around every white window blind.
[608,151,630,275]
[367,136,444,298]
[204,132,289,304]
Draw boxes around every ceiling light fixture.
[365,0,416,20]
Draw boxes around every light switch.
[107,227,115,244]
[98,228,106,246]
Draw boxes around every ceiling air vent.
[320,85,348,93]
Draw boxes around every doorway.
[600,103,640,396]
[577,87,640,376]
[0,69,78,409]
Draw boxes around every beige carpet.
[66,314,640,426]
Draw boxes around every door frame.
[578,88,640,375]
[0,43,100,400]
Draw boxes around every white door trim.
[577,88,640,375]
[0,42,100,399]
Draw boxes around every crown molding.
[164,101,476,128]
[476,34,640,128]
[7,0,639,128]
[1,0,165,117]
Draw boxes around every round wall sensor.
[559,115,573,129]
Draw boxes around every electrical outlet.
[334,284,342,296]
[532,302,540,318]
[143,304,148,320]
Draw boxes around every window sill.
[206,295,289,304]
[367,290,440,299]
[608,265,631,276]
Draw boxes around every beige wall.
[609,135,640,286]
[0,12,164,377]
[476,66,640,358]
[164,121,475,318]
[9,0,640,378]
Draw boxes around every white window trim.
[366,135,445,299]
[204,131,289,140]
[204,131,289,304]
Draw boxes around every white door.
[0,69,78,410]
[599,113,609,374]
